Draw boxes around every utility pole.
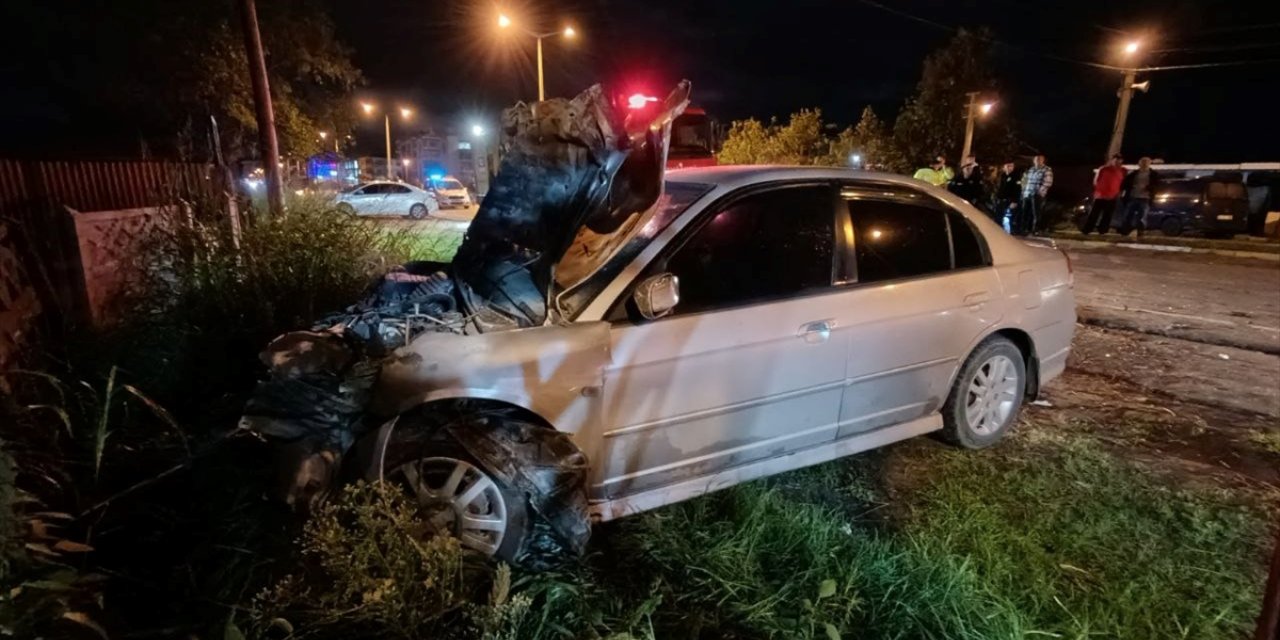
[961,92,979,160]
[960,92,994,161]
[1106,67,1139,160]
[384,114,393,180]
[238,0,282,216]
[536,36,545,102]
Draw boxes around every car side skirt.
[588,412,942,522]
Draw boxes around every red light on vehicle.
[627,93,657,109]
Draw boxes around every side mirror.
[633,273,680,320]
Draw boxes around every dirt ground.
[1034,245,1280,491]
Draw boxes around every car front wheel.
[940,336,1026,449]
[408,203,428,219]
[385,443,529,559]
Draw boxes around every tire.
[1160,217,1184,237]
[408,203,428,219]
[337,202,356,216]
[383,436,531,561]
[940,336,1027,449]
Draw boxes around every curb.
[1052,237,1280,262]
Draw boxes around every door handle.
[964,291,991,310]
[798,320,834,344]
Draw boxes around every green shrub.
[94,197,420,406]
[253,481,498,639]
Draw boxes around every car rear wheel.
[408,203,428,219]
[385,441,529,560]
[1160,217,1184,237]
[940,336,1026,449]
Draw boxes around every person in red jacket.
[1080,154,1126,234]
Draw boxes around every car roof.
[666,165,929,191]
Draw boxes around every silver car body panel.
[378,166,1075,521]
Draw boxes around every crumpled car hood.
[453,81,691,322]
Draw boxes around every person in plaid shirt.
[1015,154,1053,236]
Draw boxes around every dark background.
[324,0,1280,164]
[3,0,1279,164]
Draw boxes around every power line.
[1196,21,1280,35]
[1152,42,1280,54]
[852,0,1280,74]
[851,0,1125,71]
[1139,59,1280,71]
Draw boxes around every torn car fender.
[370,320,612,441]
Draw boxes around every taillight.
[1060,248,1074,287]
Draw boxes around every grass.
[493,425,1275,640]
[399,218,466,263]
[1249,429,1280,455]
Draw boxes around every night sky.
[2,0,1278,164]
[327,0,1280,164]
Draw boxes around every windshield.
[436,179,464,190]
[556,181,715,318]
[340,184,364,194]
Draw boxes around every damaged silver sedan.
[241,81,1076,566]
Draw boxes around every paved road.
[1069,246,1280,354]
[1064,244,1280,418]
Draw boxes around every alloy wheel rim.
[965,355,1019,436]
[390,457,507,555]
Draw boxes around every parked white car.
[335,181,440,218]
[430,177,473,209]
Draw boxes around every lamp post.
[362,102,412,180]
[961,92,995,160]
[1106,40,1147,160]
[498,13,577,101]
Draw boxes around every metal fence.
[0,159,218,213]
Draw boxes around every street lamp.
[361,102,413,180]
[497,12,579,101]
[471,124,486,137]
[960,92,995,160]
[1107,40,1148,159]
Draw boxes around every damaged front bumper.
[239,81,692,559]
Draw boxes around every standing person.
[993,161,1021,229]
[912,155,954,187]
[1117,157,1160,238]
[1015,154,1054,236]
[1080,154,1126,234]
[947,155,984,207]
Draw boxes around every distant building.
[397,129,491,196]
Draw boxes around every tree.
[718,109,837,166]
[893,29,1017,168]
[827,107,909,172]
[718,118,775,165]
[184,1,362,160]
[3,0,360,161]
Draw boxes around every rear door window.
[948,210,989,269]
[844,198,952,283]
